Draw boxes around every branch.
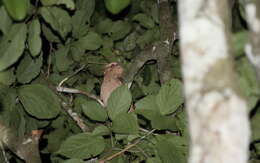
[156,0,178,84]
[245,1,260,82]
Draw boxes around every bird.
[100,62,124,107]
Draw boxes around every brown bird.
[100,62,124,106]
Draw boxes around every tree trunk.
[178,0,250,163]
[245,0,260,82]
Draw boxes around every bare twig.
[57,87,104,106]
[99,129,156,163]
[56,65,105,106]
[58,65,86,87]
[60,101,90,132]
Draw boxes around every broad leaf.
[132,13,155,29]
[0,68,15,86]
[237,58,260,110]
[0,6,12,35]
[58,133,105,159]
[232,31,248,57]
[107,85,132,120]
[71,10,89,38]
[41,0,75,10]
[71,0,94,38]
[16,54,42,84]
[156,79,184,115]
[41,23,61,43]
[63,159,85,163]
[73,31,103,50]
[155,136,187,163]
[123,32,137,51]
[112,113,139,134]
[54,45,73,72]
[135,95,159,120]
[137,28,160,49]
[109,20,131,40]
[0,23,27,71]
[28,19,42,57]
[92,125,110,136]
[81,100,108,122]
[96,18,113,34]
[18,84,61,119]
[40,7,72,39]
[251,109,260,141]
[147,157,162,163]
[151,114,178,131]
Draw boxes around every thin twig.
[60,101,90,132]
[56,65,105,106]
[56,87,104,106]
[99,129,156,163]
[58,65,86,87]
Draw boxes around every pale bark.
[178,0,250,163]
[245,1,260,82]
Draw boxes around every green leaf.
[46,128,69,153]
[3,0,29,21]
[83,55,106,76]
[135,95,160,120]
[132,13,155,29]
[41,23,61,43]
[81,100,108,122]
[0,23,27,71]
[73,31,103,50]
[123,32,137,51]
[71,10,89,38]
[107,85,132,120]
[147,157,162,163]
[109,20,132,40]
[41,0,75,10]
[104,0,131,15]
[40,7,72,39]
[16,54,42,84]
[156,79,184,115]
[57,133,105,159]
[0,86,17,122]
[18,84,61,119]
[92,125,111,136]
[237,58,260,110]
[151,3,159,24]
[155,140,182,163]
[112,112,139,134]
[63,159,85,163]
[96,18,113,34]
[232,31,248,57]
[151,114,178,131]
[251,110,260,141]
[28,19,42,57]
[137,28,159,49]
[54,45,73,72]
[155,136,187,163]
[0,68,15,86]
[71,0,94,38]
[0,6,12,35]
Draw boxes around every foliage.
[0,0,259,162]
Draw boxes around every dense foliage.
[0,0,259,162]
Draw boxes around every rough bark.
[245,0,260,82]
[156,0,177,84]
[178,0,250,163]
